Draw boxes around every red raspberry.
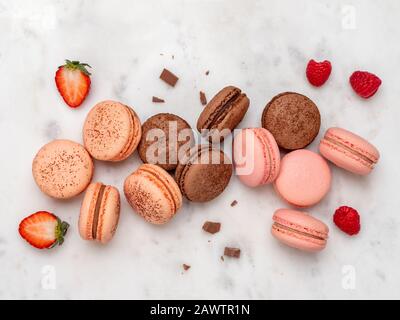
[306,59,332,87]
[349,71,382,98]
[333,206,360,236]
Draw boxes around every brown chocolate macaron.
[175,145,233,202]
[261,92,321,150]
[138,113,194,171]
[197,86,249,142]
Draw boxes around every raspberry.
[349,71,382,98]
[306,59,332,87]
[333,206,360,236]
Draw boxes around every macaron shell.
[274,149,331,207]
[319,127,380,175]
[111,106,142,162]
[124,164,182,224]
[176,145,233,202]
[273,208,329,236]
[262,92,320,150]
[96,186,120,244]
[271,209,328,252]
[32,139,93,199]
[83,100,141,161]
[79,182,101,241]
[233,128,280,187]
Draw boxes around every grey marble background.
[0,0,399,299]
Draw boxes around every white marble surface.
[1,0,400,299]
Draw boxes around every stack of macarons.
[28,83,380,254]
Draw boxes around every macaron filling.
[323,136,377,166]
[92,184,106,239]
[272,222,326,241]
[206,89,245,129]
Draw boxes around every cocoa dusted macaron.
[79,182,120,244]
[261,92,321,150]
[175,145,233,202]
[83,100,142,161]
[197,86,249,142]
[32,139,93,199]
[138,113,194,171]
[124,164,182,224]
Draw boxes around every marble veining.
[1,0,400,299]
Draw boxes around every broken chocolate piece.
[200,91,207,105]
[183,264,191,271]
[160,68,179,87]
[202,221,221,234]
[224,247,241,258]
[152,96,165,103]
[230,200,238,207]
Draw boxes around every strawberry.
[349,71,381,98]
[55,59,91,108]
[306,59,332,87]
[19,211,69,249]
[333,206,360,236]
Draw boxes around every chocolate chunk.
[205,70,210,76]
[202,221,221,234]
[224,247,241,258]
[183,264,191,271]
[200,91,207,105]
[160,68,179,87]
[230,200,238,207]
[152,96,165,103]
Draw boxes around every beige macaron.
[32,139,94,199]
[83,100,142,161]
[79,182,120,244]
[124,164,182,224]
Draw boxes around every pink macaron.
[319,127,380,175]
[233,128,280,187]
[271,208,329,252]
[274,149,331,207]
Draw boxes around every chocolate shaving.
[205,70,210,76]
[224,247,241,258]
[183,264,191,271]
[160,68,179,87]
[152,96,165,103]
[220,256,224,261]
[202,221,221,234]
[200,91,207,105]
[230,200,238,207]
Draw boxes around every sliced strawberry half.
[55,59,91,108]
[19,211,69,249]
